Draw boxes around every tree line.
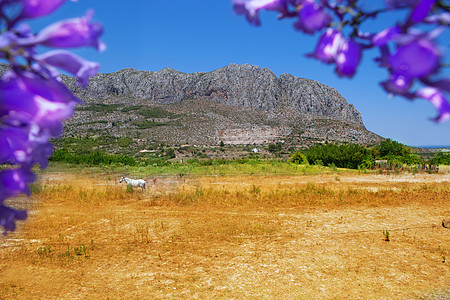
[290,139,449,169]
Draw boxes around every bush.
[429,152,450,165]
[138,107,174,118]
[117,137,134,148]
[375,139,410,157]
[290,151,309,165]
[50,150,137,166]
[305,143,371,169]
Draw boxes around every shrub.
[306,143,370,169]
[290,151,309,165]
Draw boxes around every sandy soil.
[0,171,449,299]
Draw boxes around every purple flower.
[335,38,362,78]
[0,168,35,201]
[409,0,436,23]
[385,0,420,9]
[380,73,413,95]
[18,0,66,20]
[372,26,401,46]
[416,87,450,122]
[233,0,289,26]
[0,1,102,234]
[0,205,27,234]
[294,0,331,34]
[389,38,439,78]
[0,70,80,136]
[308,29,361,77]
[0,127,29,164]
[308,28,343,63]
[19,10,105,51]
[35,50,100,87]
[0,31,17,48]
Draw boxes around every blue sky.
[30,1,450,147]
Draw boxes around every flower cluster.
[0,0,103,234]
[233,0,450,122]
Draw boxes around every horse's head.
[119,176,125,183]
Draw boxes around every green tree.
[376,139,410,157]
[290,151,309,165]
[268,142,282,155]
[430,152,450,165]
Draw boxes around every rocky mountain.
[1,63,383,146]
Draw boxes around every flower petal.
[373,26,401,46]
[0,168,35,201]
[0,70,79,136]
[389,39,439,78]
[18,10,105,51]
[409,0,436,23]
[307,28,343,63]
[0,205,27,234]
[18,0,66,20]
[36,50,99,87]
[294,0,331,34]
[335,38,362,78]
[416,87,450,122]
[233,0,289,26]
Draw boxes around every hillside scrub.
[49,137,446,171]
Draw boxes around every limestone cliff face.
[66,63,364,126]
[1,63,383,145]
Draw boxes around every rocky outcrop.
[64,63,365,126]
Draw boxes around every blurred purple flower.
[380,74,413,95]
[36,50,100,87]
[416,87,450,122]
[308,28,343,63]
[408,0,436,23]
[0,31,17,48]
[19,10,105,51]
[372,26,401,46]
[233,0,289,26]
[389,38,439,78]
[0,127,29,164]
[18,0,66,20]
[308,29,361,77]
[335,38,362,78]
[0,70,80,136]
[294,0,331,34]
[0,1,102,234]
[0,205,27,234]
[0,168,35,201]
[385,0,420,9]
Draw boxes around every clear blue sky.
[29,1,450,147]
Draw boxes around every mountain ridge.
[0,63,383,147]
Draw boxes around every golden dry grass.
[0,172,449,299]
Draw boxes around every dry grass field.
[1,171,449,299]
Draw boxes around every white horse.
[119,176,146,191]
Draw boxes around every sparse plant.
[73,244,89,258]
[250,184,261,194]
[383,229,390,242]
[37,245,52,258]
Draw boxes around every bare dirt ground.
[0,171,449,299]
